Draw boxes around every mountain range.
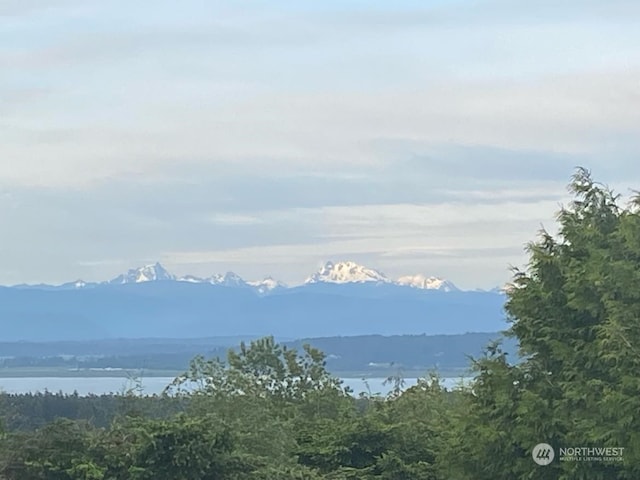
[0,261,508,342]
[9,260,485,293]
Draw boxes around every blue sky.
[1,0,639,288]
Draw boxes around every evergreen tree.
[457,168,640,478]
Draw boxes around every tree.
[168,336,348,402]
[166,337,354,477]
[456,168,640,479]
[98,415,243,480]
[0,418,103,480]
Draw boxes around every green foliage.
[452,168,640,478]
[0,418,102,480]
[0,390,184,431]
[168,336,348,402]
[100,415,242,480]
[1,337,457,479]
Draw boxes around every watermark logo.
[532,443,555,466]
[559,447,624,463]
[532,443,625,465]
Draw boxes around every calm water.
[0,376,469,396]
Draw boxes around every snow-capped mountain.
[1,260,511,342]
[208,272,247,288]
[305,261,391,285]
[177,274,204,283]
[109,262,176,284]
[9,260,470,294]
[178,272,249,288]
[110,265,250,288]
[396,274,459,292]
[58,279,97,289]
[248,276,287,294]
[304,261,460,291]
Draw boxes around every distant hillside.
[0,333,517,377]
[288,333,518,374]
[0,281,507,341]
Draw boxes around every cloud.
[207,214,264,226]
[3,0,640,188]
[0,167,570,286]
[4,73,638,188]
[2,0,639,287]
[76,259,130,268]
[0,0,84,16]
[160,197,564,286]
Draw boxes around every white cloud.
[2,0,639,187]
[162,198,563,287]
[1,0,639,286]
[207,213,264,226]
[3,69,638,187]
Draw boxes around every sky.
[1,0,639,289]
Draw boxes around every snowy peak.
[61,279,94,289]
[396,274,459,292]
[8,261,471,294]
[109,262,175,284]
[248,276,287,294]
[305,261,391,285]
[178,272,283,292]
[177,272,250,288]
[177,274,204,283]
[208,272,247,287]
[304,261,459,291]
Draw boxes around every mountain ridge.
[0,261,509,342]
[9,260,498,293]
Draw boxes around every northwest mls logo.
[558,446,624,463]
[532,443,625,465]
[532,443,555,466]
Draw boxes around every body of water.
[0,376,470,396]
